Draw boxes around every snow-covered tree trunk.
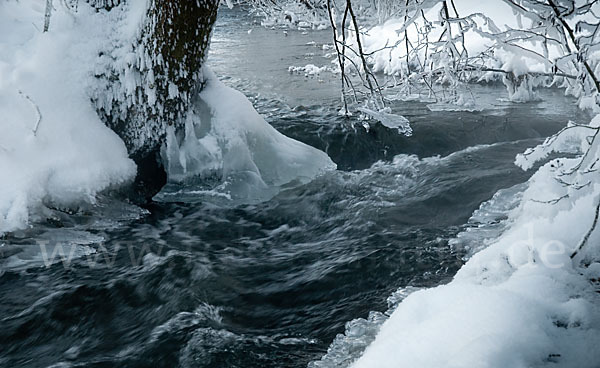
[94,0,220,202]
[139,0,219,127]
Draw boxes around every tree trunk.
[94,0,220,203]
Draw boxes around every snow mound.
[354,266,600,368]
[160,69,336,202]
[0,1,137,235]
[353,150,600,367]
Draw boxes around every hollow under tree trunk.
[95,0,220,203]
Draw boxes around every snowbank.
[362,0,557,72]
[353,119,600,367]
[161,69,337,201]
[0,1,137,234]
[351,0,573,103]
[354,264,600,367]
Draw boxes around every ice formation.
[161,69,337,201]
[1,0,336,230]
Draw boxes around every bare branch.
[571,198,600,259]
[18,90,42,136]
[44,0,53,32]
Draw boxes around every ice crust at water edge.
[160,68,337,202]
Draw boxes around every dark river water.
[0,7,591,368]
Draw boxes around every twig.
[327,0,349,115]
[44,0,53,32]
[530,194,570,205]
[346,0,384,108]
[571,198,600,259]
[18,90,42,136]
[548,0,600,93]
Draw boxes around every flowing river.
[0,7,591,368]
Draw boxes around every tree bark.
[95,0,220,203]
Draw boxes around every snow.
[0,1,137,234]
[4,1,600,365]
[288,64,334,77]
[353,115,600,367]
[515,118,600,171]
[256,2,329,30]
[160,68,337,201]
[354,263,600,368]
[305,2,600,365]
[309,287,422,368]
[1,0,337,229]
[348,0,581,103]
[356,0,546,74]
